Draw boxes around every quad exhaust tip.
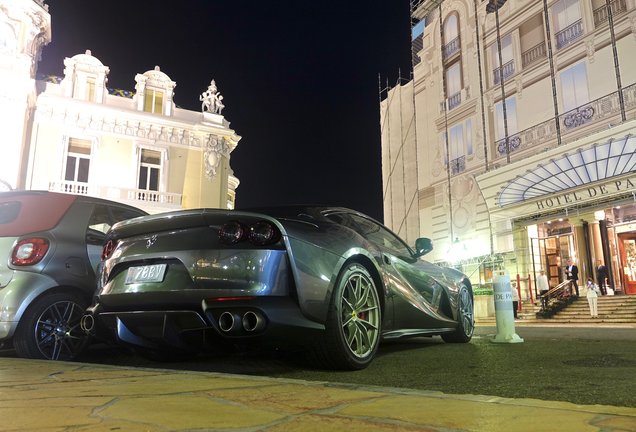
[218,311,266,333]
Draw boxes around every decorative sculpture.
[199,80,225,114]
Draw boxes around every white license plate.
[125,264,167,284]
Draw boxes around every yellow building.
[0,1,240,213]
[381,0,636,303]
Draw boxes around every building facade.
[0,0,240,214]
[381,0,636,302]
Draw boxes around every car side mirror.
[414,237,433,257]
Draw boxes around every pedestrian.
[537,269,550,310]
[565,259,579,296]
[511,282,519,319]
[596,259,608,295]
[586,277,600,318]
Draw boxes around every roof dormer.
[134,66,176,116]
[61,50,109,103]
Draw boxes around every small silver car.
[0,191,146,360]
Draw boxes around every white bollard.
[491,270,524,344]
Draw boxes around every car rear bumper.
[84,296,325,351]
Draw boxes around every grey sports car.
[83,206,474,370]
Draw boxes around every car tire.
[441,284,474,343]
[13,292,91,360]
[312,263,381,370]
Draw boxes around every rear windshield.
[0,193,76,236]
[0,201,21,224]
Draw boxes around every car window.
[0,201,20,224]
[110,206,146,224]
[327,212,413,257]
[88,205,113,235]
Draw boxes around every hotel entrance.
[617,233,636,294]
[528,221,576,298]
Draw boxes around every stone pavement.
[1,355,635,432]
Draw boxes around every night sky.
[39,1,413,222]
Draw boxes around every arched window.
[442,14,460,60]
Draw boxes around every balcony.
[492,82,636,160]
[521,42,546,68]
[442,37,461,61]
[48,181,183,212]
[593,0,626,27]
[448,91,462,110]
[555,19,584,50]
[450,155,466,175]
[493,60,515,85]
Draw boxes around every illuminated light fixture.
[616,206,621,209]
[559,218,564,222]
[547,221,552,224]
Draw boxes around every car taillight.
[218,221,247,245]
[11,237,50,266]
[101,239,116,261]
[218,220,281,246]
[248,221,281,245]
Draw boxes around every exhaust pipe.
[80,314,95,334]
[218,312,241,333]
[242,311,265,332]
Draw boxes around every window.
[491,34,514,84]
[466,119,474,156]
[560,62,589,112]
[138,149,161,191]
[86,77,96,102]
[327,212,413,258]
[553,0,582,31]
[446,61,462,109]
[144,89,164,114]
[448,119,473,174]
[495,96,518,141]
[449,124,463,161]
[553,0,583,49]
[442,14,460,59]
[444,15,458,43]
[64,138,91,183]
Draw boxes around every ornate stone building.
[381,0,636,300]
[0,0,240,213]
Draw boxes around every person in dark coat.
[566,259,579,296]
[596,260,608,295]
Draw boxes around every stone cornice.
[34,94,240,153]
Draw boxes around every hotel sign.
[535,177,636,210]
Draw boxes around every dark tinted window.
[327,212,413,257]
[0,201,20,224]
[111,206,146,224]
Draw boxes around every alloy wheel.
[339,269,380,358]
[34,300,88,360]
[459,286,475,338]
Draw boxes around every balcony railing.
[593,0,626,27]
[448,91,462,110]
[494,82,636,159]
[555,19,584,50]
[493,60,515,85]
[48,181,183,208]
[442,37,461,61]
[450,155,466,175]
[521,42,546,68]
